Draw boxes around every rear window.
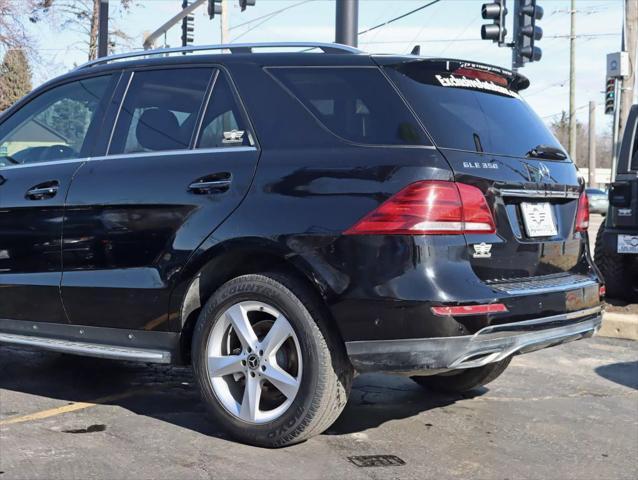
[269,67,428,146]
[384,60,564,158]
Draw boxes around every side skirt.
[0,319,179,364]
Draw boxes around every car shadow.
[324,373,485,435]
[595,361,638,390]
[0,346,488,440]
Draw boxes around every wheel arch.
[172,237,343,364]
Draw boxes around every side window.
[109,68,212,155]
[197,73,252,149]
[269,67,427,146]
[0,76,112,168]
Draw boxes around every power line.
[439,11,480,55]
[542,103,591,120]
[358,0,442,36]
[360,32,619,45]
[229,0,315,31]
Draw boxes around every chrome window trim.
[106,71,134,154]
[0,146,258,171]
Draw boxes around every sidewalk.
[599,301,638,341]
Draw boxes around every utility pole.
[335,0,358,47]
[98,0,109,58]
[619,0,637,142]
[568,0,577,161]
[588,101,596,188]
[220,0,229,44]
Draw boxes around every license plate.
[618,234,638,253]
[521,202,557,237]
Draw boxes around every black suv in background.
[0,43,602,447]
[595,104,638,301]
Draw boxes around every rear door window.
[196,72,253,149]
[384,60,564,158]
[269,67,428,146]
[109,68,213,155]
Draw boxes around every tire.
[594,222,632,301]
[411,357,511,394]
[192,271,352,447]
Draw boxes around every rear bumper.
[346,306,602,374]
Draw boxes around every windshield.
[384,60,566,159]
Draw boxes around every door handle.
[0,175,5,186]
[26,181,59,200]
[188,173,232,194]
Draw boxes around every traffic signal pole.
[98,0,109,58]
[143,0,207,49]
[335,0,359,47]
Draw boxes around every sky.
[22,0,637,133]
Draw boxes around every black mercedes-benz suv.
[0,43,603,447]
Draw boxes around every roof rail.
[76,42,362,70]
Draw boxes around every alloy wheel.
[206,301,302,424]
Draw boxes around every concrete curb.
[598,312,638,341]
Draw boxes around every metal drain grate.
[347,455,406,468]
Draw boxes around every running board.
[0,332,172,363]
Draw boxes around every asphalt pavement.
[1,336,637,480]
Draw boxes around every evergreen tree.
[0,49,33,111]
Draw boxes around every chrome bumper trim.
[0,332,171,363]
[487,275,598,296]
[499,188,580,199]
[346,307,602,374]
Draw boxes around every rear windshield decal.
[435,74,518,98]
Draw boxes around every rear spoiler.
[373,55,530,92]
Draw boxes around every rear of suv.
[0,43,602,447]
[594,104,638,301]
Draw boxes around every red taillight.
[344,180,496,235]
[599,285,606,297]
[575,192,590,232]
[431,304,509,316]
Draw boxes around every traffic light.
[238,0,256,11]
[208,0,222,19]
[605,77,616,115]
[480,1,508,45]
[182,1,194,46]
[513,0,543,68]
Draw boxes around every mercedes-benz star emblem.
[247,353,260,370]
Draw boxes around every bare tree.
[550,111,613,168]
[0,0,52,50]
[38,0,136,60]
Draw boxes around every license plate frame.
[520,202,558,238]
[617,234,638,254]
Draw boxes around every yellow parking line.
[0,388,149,426]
